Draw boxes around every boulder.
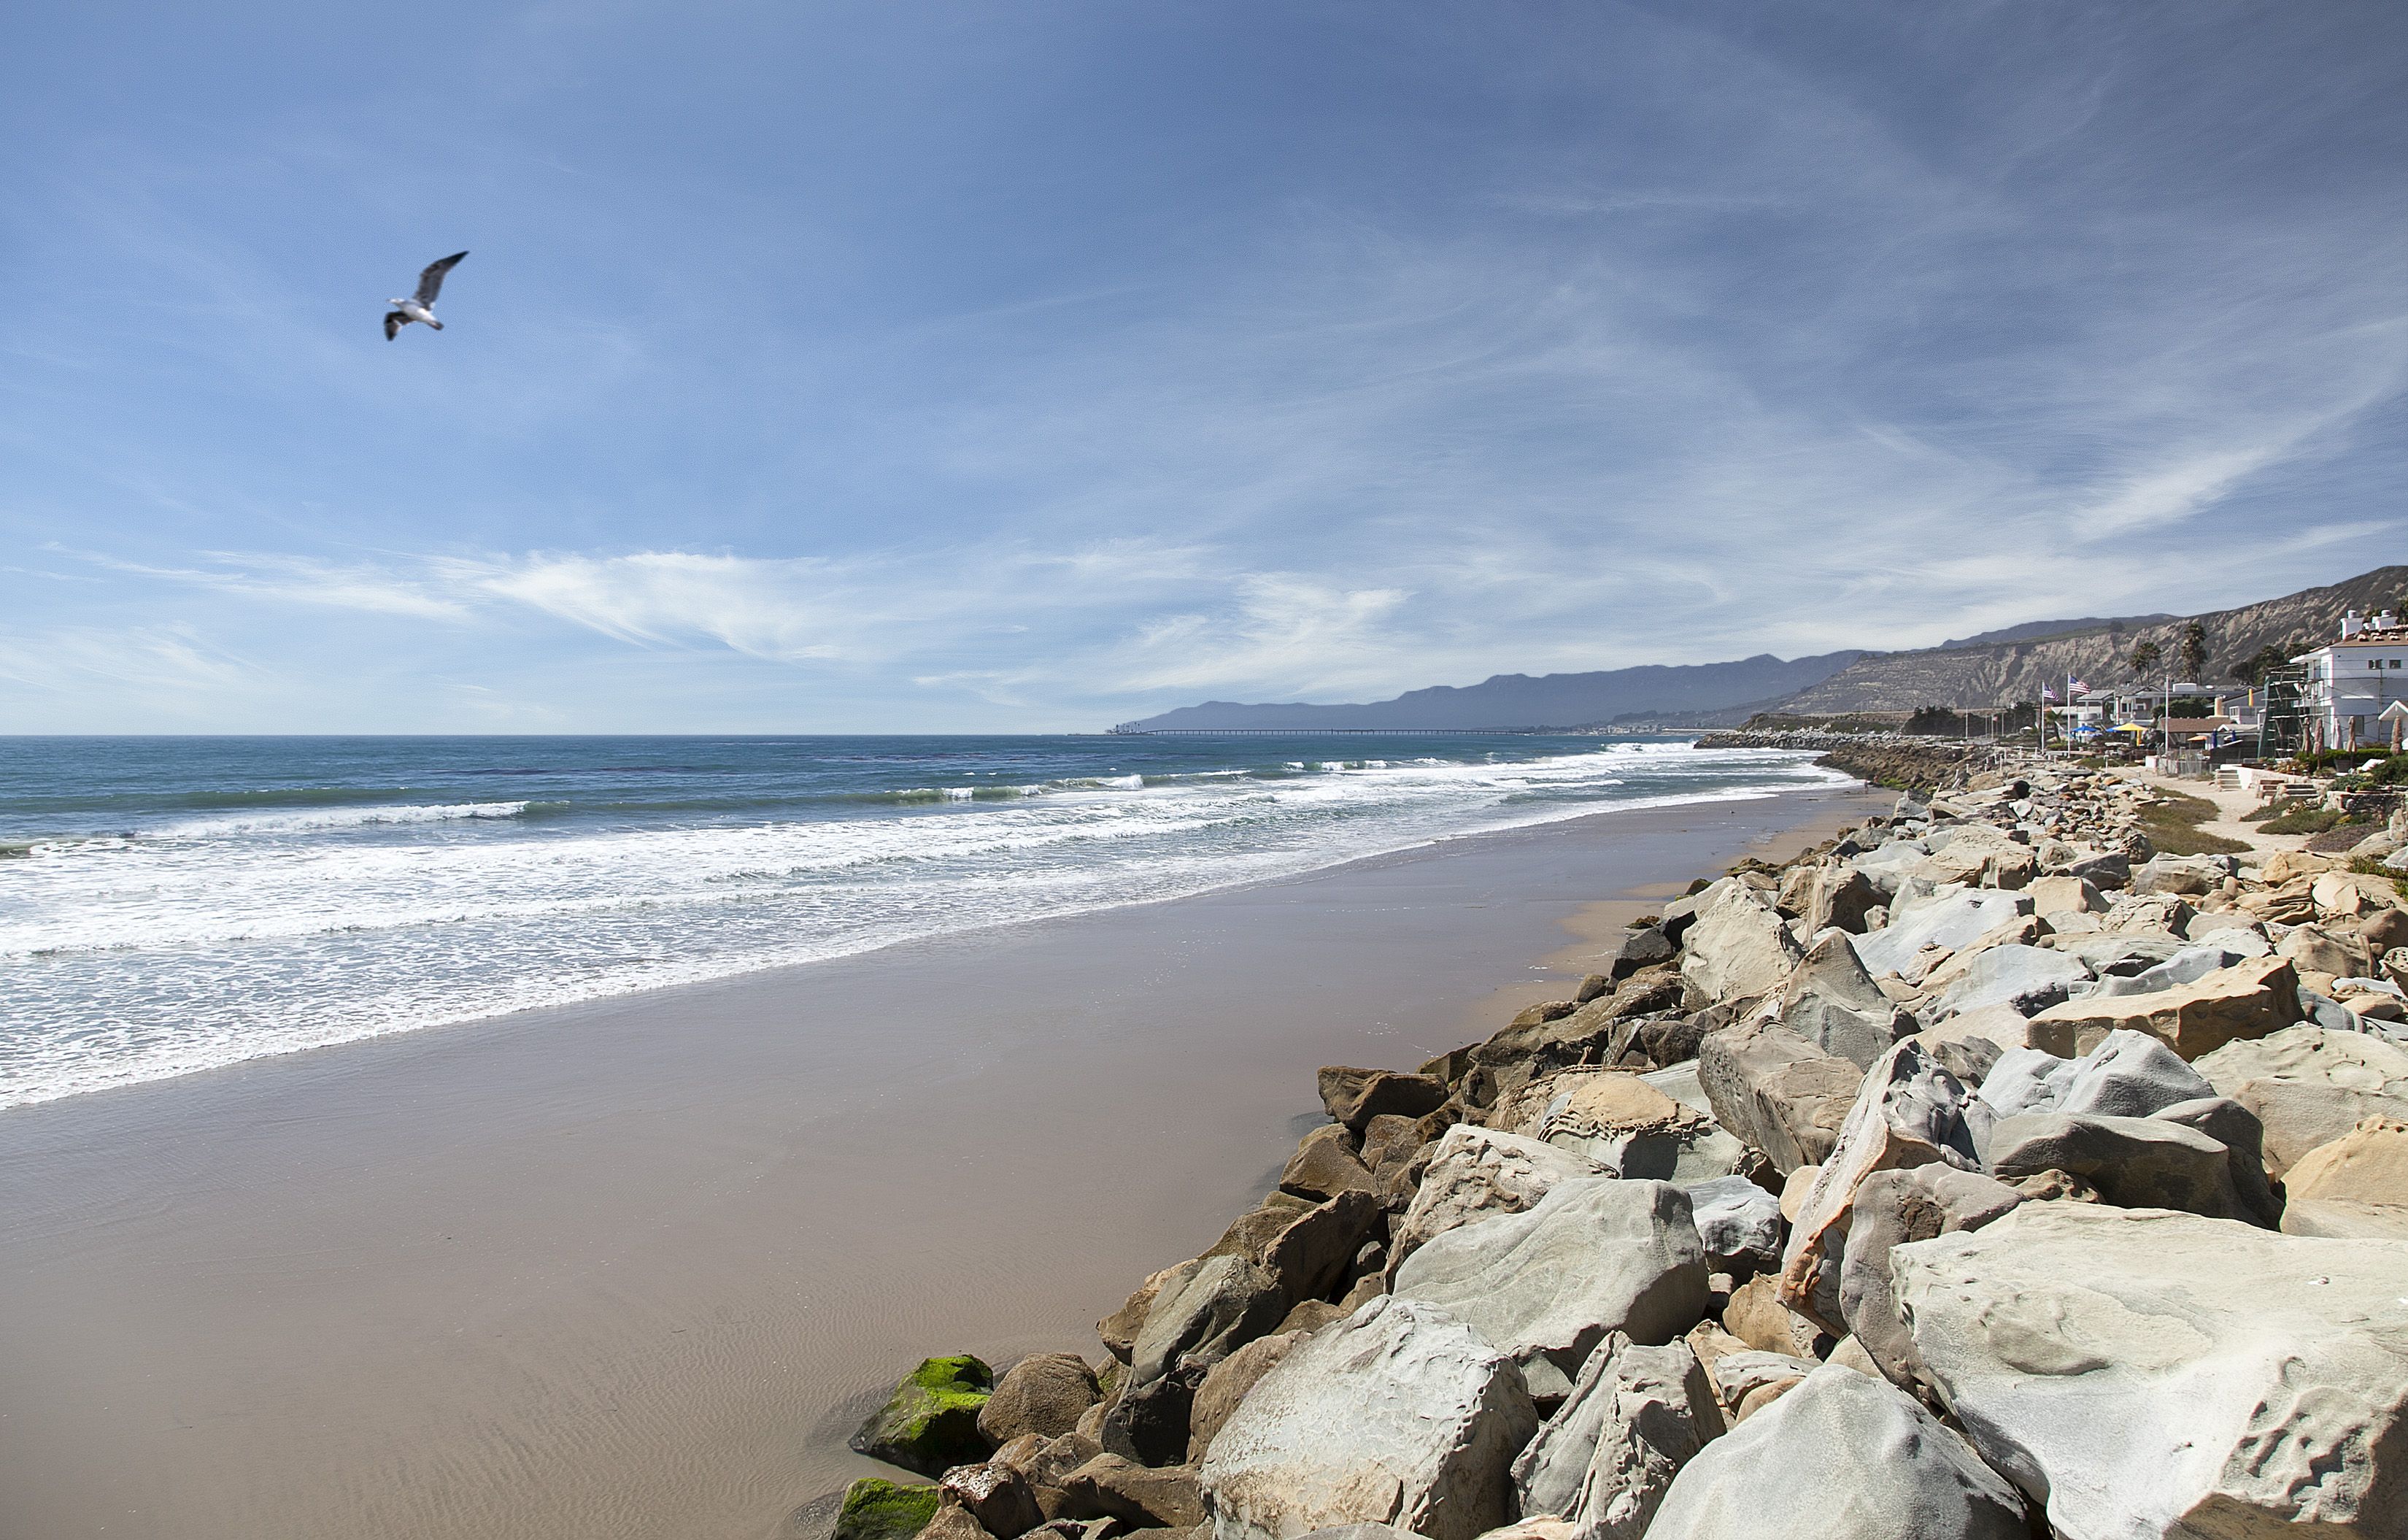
[2062,850,2131,890]
[1259,1191,1384,1309]
[1778,1040,1980,1333]
[1511,1333,1723,1536]
[1129,1254,1287,1387]
[980,1354,1102,1445]
[1705,1347,1821,1414]
[1513,1071,1747,1183]
[1388,1125,1603,1275]
[1834,1165,2023,1390]
[1201,1193,1319,1268]
[2285,1114,2408,1208]
[2196,1024,2408,1174]
[1101,1266,1187,1363]
[2261,848,2340,884]
[1608,926,1675,981]
[1974,1028,2215,1126]
[941,1462,1044,1538]
[1642,1366,2026,1540]
[2026,874,2106,917]
[1390,1178,1710,1400]
[1892,1201,2408,1539]
[1697,1021,1864,1174]
[1852,887,2034,979]
[1983,1110,2259,1221]
[1801,864,1883,935]
[2280,923,2372,984]
[1280,1124,1377,1202]
[833,1478,941,1540]
[1100,1363,1205,1468]
[1916,824,2038,890]
[2086,940,2264,1000]
[2313,870,2406,919]
[1057,1454,1205,1528]
[2023,955,2303,1059]
[1319,1068,1450,1133]
[1921,943,2091,1023]
[1199,1296,1539,1540]
[1678,881,1805,1007]
[850,1355,995,1477]
[1772,932,1910,1069]
[1718,1275,1819,1358]
[1186,1331,1303,1462]
[2282,1197,2408,1239]
[1683,1174,1783,1274]
[2133,855,2220,896]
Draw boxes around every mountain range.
[1121,566,2408,731]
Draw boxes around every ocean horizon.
[0,733,1847,1107]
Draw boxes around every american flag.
[2042,685,2058,702]
[2069,677,2091,694]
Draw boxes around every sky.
[4,1,2407,733]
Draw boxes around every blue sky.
[4,1,2405,731]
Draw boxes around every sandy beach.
[0,782,1880,1540]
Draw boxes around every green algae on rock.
[850,1355,995,1476]
[831,1477,940,1540]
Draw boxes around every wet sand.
[0,783,1882,1540]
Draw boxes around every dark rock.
[1611,926,1676,980]
[1316,1068,1450,1132]
[979,1354,1101,1446]
[1985,1112,2255,1221]
[1259,1191,1383,1308]
[1278,1124,1376,1201]
[2064,851,2132,890]
[1198,1193,1316,1268]
[1355,1114,1424,1174]
[2150,1096,2283,1228]
[1098,1363,1203,1468]
[832,1479,940,1540]
[1573,972,1616,1004]
[850,1355,995,1477]
[1130,1255,1286,1386]
[1100,1267,1185,1364]
[1417,1044,1478,1084]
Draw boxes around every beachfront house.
[2294,609,2408,751]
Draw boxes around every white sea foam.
[0,744,1853,1106]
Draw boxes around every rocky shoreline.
[824,755,2408,1540]
[1691,729,1983,793]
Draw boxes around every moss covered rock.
[849,1355,995,1476]
[831,1478,940,1540]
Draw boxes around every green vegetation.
[2177,620,2207,680]
[2128,639,2162,675]
[849,1355,994,1476]
[2138,789,2250,856]
[833,1479,940,1540]
[2166,696,2214,718]
[2256,806,2344,836]
[2349,855,2408,903]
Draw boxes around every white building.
[2295,609,2408,750]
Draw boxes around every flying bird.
[384,252,468,340]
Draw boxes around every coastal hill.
[1124,652,1868,731]
[1783,565,2408,713]
[1125,566,2408,730]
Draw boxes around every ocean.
[0,734,1847,1107]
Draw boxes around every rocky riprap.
[828,758,2408,1540]
[1693,729,1980,793]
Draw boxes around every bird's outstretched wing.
[414,251,468,306]
[385,310,407,340]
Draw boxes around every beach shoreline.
[0,779,1882,1540]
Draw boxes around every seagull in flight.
[385,252,468,340]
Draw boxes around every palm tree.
[2177,620,2207,681]
[2128,639,2162,675]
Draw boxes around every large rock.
[2198,1023,2408,1175]
[1319,1067,1450,1133]
[1852,888,2031,980]
[1186,1331,1303,1462]
[1974,1028,2215,1125]
[1281,1124,1378,1201]
[1511,1333,1724,1536]
[1129,1254,1287,1387]
[1836,1165,2021,1391]
[2085,941,2264,1000]
[1059,1454,1205,1528]
[2285,1114,2408,1208]
[979,1354,1101,1445]
[1772,933,1910,1069]
[1777,1040,1980,1333]
[2023,955,2303,1059]
[1982,1111,2259,1222]
[833,1479,941,1540]
[1390,1178,1709,1400]
[2026,874,2107,917]
[942,1462,1045,1538]
[1799,863,1882,935]
[1697,1020,1864,1174]
[2280,923,2371,982]
[1642,1366,2027,1540]
[850,1355,995,1476]
[1199,1296,1539,1540]
[1892,1201,2408,1539]
[1513,1070,1747,1183]
[1683,1174,1783,1274]
[1921,943,2091,1022]
[1388,1125,1602,1275]
[2133,855,2221,896]
[1913,824,2038,890]
[1678,880,1805,1007]
[1259,1191,1384,1309]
